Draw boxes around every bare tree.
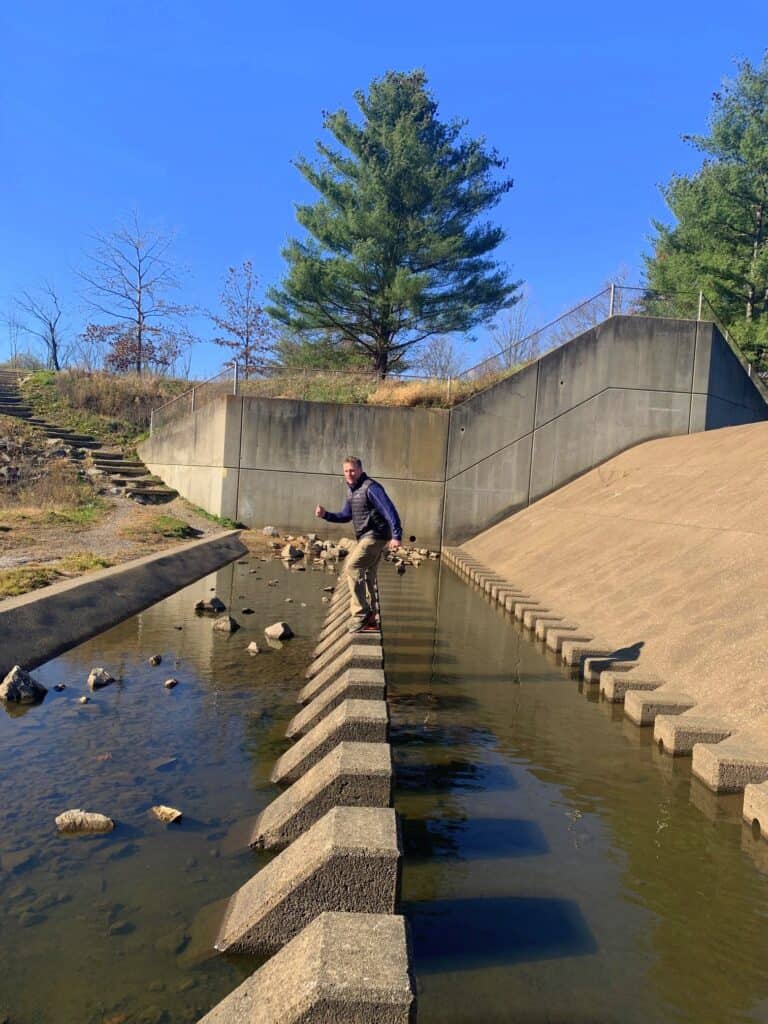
[414,334,466,377]
[79,212,192,375]
[487,287,537,369]
[208,260,273,378]
[14,283,69,370]
[2,310,24,367]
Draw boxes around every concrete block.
[199,912,415,1023]
[299,647,383,705]
[313,616,378,657]
[307,632,382,678]
[546,629,593,654]
[600,673,661,703]
[272,700,389,786]
[513,601,545,622]
[490,583,525,601]
[536,619,577,642]
[560,640,614,668]
[523,609,560,631]
[693,738,768,793]
[216,807,400,955]
[251,742,392,850]
[654,714,733,756]
[624,689,695,727]
[287,669,386,738]
[743,782,768,837]
[583,658,638,684]
[482,576,508,594]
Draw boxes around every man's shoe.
[348,612,374,633]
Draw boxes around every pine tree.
[268,70,519,377]
[645,54,768,374]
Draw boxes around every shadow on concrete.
[404,896,597,970]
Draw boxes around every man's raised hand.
[315,505,326,518]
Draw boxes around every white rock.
[151,805,182,824]
[164,678,179,689]
[264,621,293,641]
[0,665,48,704]
[247,641,261,654]
[213,615,240,633]
[55,809,114,834]
[87,667,114,690]
[262,525,279,536]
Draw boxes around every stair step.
[127,488,178,503]
[102,466,148,477]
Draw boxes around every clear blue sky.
[1,1,765,376]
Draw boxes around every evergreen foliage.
[645,54,768,375]
[268,70,519,376]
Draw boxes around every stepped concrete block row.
[200,577,414,1023]
[693,738,768,793]
[599,672,661,703]
[535,619,578,642]
[654,714,734,756]
[200,912,415,1024]
[215,807,400,955]
[250,742,393,851]
[560,640,616,669]
[523,609,562,631]
[582,657,639,684]
[624,688,696,727]
[306,629,382,678]
[298,648,384,705]
[287,669,386,739]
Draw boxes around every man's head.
[343,456,363,487]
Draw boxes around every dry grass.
[0,553,113,598]
[119,513,200,544]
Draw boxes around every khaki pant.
[345,535,388,619]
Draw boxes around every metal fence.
[150,366,236,434]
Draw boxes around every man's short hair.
[343,456,363,469]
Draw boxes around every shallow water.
[0,554,335,1024]
[5,553,768,1023]
[379,562,768,1024]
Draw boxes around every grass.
[41,499,108,527]
[186,503,244,530]
[120,513,200,543]
[0,553,113,598]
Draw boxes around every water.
[379,562,768,1024]
[4,554,768,1023]
[0,554,335,1024]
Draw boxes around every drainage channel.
[379,560,768,1024]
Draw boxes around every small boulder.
[148,654,162,666]
[55,809,114,834]
[0,666,48,704]
[163,678,179,689]
[78,695,91,705]
[213,615,240,633]
[150,805,183,824]
[209,597,226,612]
[247,641,261,654]
[262,525,279,536]
[87,667,115,690]
[264,621,293,641]
[281,543,303,561]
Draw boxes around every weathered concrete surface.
[287,669,386,739]
[560,640,614,669]
[600,673,662,703]
[624,689,696,727]
[693,722,768,792]
[743,782,768,837]
[199,912,415,1023]
[0,531,247,677]
[215,807,400,954]
[583,657,638,684]
[314,620,381,658]
[250,742,392,850]
[271,700,389,786]
[463,421,768,739]
[654,714,733,756]
[298,647,384,706]
[306,633,382,679]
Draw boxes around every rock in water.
[264,621,293,641]
[164,678,179,689]
[281,543,303,561]
[0,666,48,704]
[151,805,183,824]
[209,596,226,612]
[87,667,115,690]
[262,525,279,536]
[213,615,240,633]
[247,641,261,654]
[148,654,162,666]
[55,809,114,834]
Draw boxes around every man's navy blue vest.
[350,475,390,540]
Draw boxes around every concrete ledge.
[583,658,638,684]
[546,629,593,654]
[693,738,768,793]
[318,606,350,641]
[0,531,247,676]
[307,631,382,677]
[298,647,384,705]
[624,689,695,726]
[215,807,400,955]
[490,582,524,601]
[600,673,661,703]
[513,601,546,622]
[200,912,415,1024]
[523,610,561,631]
[251,742,392,851]
[287,669,386,738]
[535,619,578,641]
[560,640,614,668]
[743,782,768,837]
[654,714,733,756]
[272,700,389,786]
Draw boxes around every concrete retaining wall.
[139,317,767,547]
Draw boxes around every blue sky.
[1,1,765,376]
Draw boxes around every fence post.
[697,290,704,321]
[150,409,154,437]
[447,376,452,404]
[191,387,196,413]
[233,362,239,396]
[609,283,616,318]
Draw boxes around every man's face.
[344,461,362,486]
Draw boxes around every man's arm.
[367,483,402,545]
[316,497,353,524]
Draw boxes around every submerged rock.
[55,809,114,834]
[0,666,48,704]
[163,677,179,689]
[264,621,293,641]
[246,641,261,654]
[87,667,115,690]
[281,542,303,561]
[148,654,162,666]
[151,805,183,824]
[78,695,90,705]
[213,615,240,633]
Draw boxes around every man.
[315,456,402,632]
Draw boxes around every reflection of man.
[315,456,402,632]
